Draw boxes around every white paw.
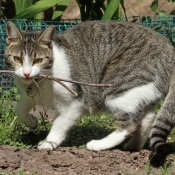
[37,140,57,150]
[86,140,103,151]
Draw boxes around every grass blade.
[102,0,120,20]
[52,0,71,20]
[13,0,63,19]
[14,0,35,14]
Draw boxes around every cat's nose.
[24,73,30,78]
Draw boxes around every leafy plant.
[75,0,126,21]
[150,0,175,15]
[13,0,70,20]
[15,0,70,20]
[1,0,175,21]
[1,0,70,20]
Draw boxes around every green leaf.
[34,12,42,20]
[14,0,35,15]
[102,0,121,20]
[120,0,127,19]
[157,10,168,16]
[52,0,70,20]
[151,26,162,31]
[150,0,158,12]
[170,9,175,15]
[13,0,64,19]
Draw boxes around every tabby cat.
[5,20,175,155]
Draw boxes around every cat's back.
[55,20,175,65]
[53,20,175,110]
[56,20,175,78]
[59,20,172,45]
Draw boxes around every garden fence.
[0,16,175,90]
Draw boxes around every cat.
[5,20,175,155]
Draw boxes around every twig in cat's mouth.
[38,74,112,87]
[0,70,112,96]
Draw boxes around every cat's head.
[5,21,55,84]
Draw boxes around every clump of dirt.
[0,145,175,174]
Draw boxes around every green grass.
[1,86,175,150]
[0,86,117,149]
[0,87,51,149]
[62,112,116,148]
[0,87,19,146]
[0,169,37,175]
[1,87,175,175]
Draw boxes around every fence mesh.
[0,16,175,90]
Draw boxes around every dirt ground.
[0,106,175,174]
[0,145,175,175]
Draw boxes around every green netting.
[121,15,175,39]
[0,16,175,90]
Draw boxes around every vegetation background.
[1,0,175,21]
[0,1,175,174]
[0,0,175,148]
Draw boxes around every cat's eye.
[33,58,43,65]
[14,56,22,64]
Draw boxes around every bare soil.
[0,145,175,175]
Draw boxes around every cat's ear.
[6,21,22,44]
[38,25,55,43]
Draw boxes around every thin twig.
[38,74,112,87]
[51,77,78,96]
[0,70,112,97]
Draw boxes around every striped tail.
[150,74,175,156]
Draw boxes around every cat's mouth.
[21,77,33,84]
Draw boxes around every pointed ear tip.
[7,21,15,27]
[7,21,12,25]
[49,25,55,31]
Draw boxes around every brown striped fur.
[5,21,175,155]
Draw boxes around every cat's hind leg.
[123,108,155,151]
[87,130,128,151]
[150,74,175,156]
[87,110,137,151]
[87,83,161,151]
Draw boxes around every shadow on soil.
[19,124,175,168]
[19,125,114,148]
[62,125,114,147]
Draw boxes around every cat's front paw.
[86,140,103,151]
[37,140,57,150]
